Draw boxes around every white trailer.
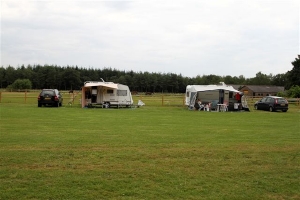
[185,83,241,110]
[81,80,133,108]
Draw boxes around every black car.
[254,96,288,112]
[38,89,63,107]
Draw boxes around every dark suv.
[254,96,288,112]
[38,89,63,107]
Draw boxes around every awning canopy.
[83,82,118,89]
[192,85,240,93]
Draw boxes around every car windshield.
[41,90,55,96]
[277,98,286,103]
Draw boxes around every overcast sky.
[1,0,299,78]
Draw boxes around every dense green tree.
[193,75,202,85]
[80,68,91,83]
[0,67,5,88]
[150,74,158,93]
[109,75,118,83]
[44,65,59,88]
[143,72,152,92]
[117,75,126,85]
[199,74,222,85]
[238,75,246,84]
[0,63,294,92]
[246,72,271,85]
[168,73,179,93]
[157,74,168,93]
[286,55,300,89]
[89,69,99,81]
[124,74,133,89]
[4,66,17,86]
[271,73,288,87]
[61,68,81,90]
[34,65,47,89]
[223,75,235,84]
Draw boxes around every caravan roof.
[189,85,240,93]
[83,81,118,89]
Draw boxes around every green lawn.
[0,103,299,199]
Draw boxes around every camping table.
[234,103,239,110]
[217,104,227,112]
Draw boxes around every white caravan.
[185,82,244,111]
[81,80,133,108]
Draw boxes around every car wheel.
[38,103,42,107]
[59,102,62,107]
[282,110,287,112]
[254,105,258,110]
[269,107,273,112]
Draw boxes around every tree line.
[0,55,299,93]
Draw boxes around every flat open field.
[0,100,299,199]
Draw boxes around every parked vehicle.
[38,89,63,107]
[254,96,288,112]
[81,80,133,108]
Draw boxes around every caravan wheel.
[103,102,110,108]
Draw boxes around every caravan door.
[98,87,104,103]
[91,87,97,103]
[219,90,224,104]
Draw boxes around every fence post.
[25,90,27,104]
[162,95,164,106]
[73,92,75,104]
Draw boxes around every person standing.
[235,92,241,103]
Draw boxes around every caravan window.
[107,89,114,96]
[117,90,127,96]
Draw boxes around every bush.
[286,85,300,98]
[9,79,32,91]
[277,91,287,97]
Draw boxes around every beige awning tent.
[81,82,118,107]
[83,82,118,89]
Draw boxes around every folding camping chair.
[137,100,145,107]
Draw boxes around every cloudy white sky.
[1,0,299,78]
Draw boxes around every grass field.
[0,99,300,199]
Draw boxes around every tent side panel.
[197,90,219,103]
[81,87,85,108]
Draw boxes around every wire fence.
[0,91,186,107]
[0,91,299,108]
